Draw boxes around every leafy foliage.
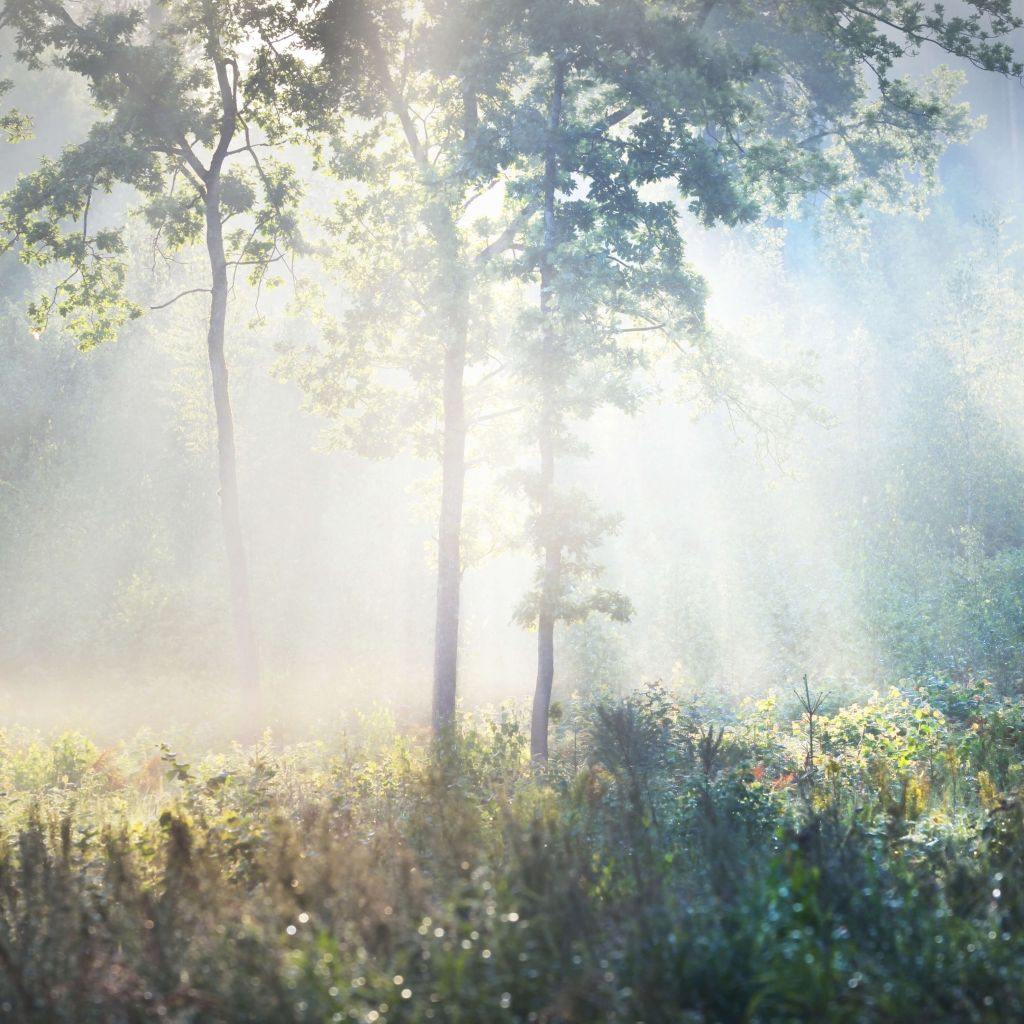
[0,0,302,347]
[0,77,30,142]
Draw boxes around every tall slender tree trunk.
[427,100,478,736]
[368,31,471,735]
[531,60,565,762]
[204,170,262,735]
[532,423,562,760]
[433,310,467,732]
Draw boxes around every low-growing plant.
[0,683,1022,1021]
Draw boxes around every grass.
[0,678,1022,1022]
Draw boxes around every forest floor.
[0,678,1021,1022]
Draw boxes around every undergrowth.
[0,678,1022,1022]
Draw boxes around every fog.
[3,5,1024,747]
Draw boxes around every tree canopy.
[1,0,1021,749]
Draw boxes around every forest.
[3,0,1024,1020]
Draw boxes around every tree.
[246,0,533,732]
[507,51,703,760]
[495,0,1021,758]
[247,0,1022,752]
[824,208,1024,687]
[0,0,299,733]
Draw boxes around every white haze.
[1,39,1023,746]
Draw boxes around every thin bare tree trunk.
[202,67,261,736]
[531,440,562,760]
[433,311,467,732]
[531,60,565,762]
[368,29,470,735]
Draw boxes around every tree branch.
[475,203,539,265]
[150,287,212,310]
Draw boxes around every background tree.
[247,0,536,732]
[495,0,1021,758]
[818,207,1024,689]
[1,0,300,732]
